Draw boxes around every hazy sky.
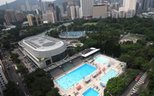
[0,0,55,6]
[0,0,15,6]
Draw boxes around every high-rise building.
[92,4,108,18]
[111,9,119,18]
[0,60,8,93]
[80,0,94,19]
[25,0,31,11]
[4,9,16,25]
[15,11,25,22]
[70,5,76,20]
[62,2,68,15]
[123,0,137,11]
[75,5,80,18]
[27,14,35,26]
[27,14,42,26]
[56,6,62,21]
[39,0,45,13]
[140,0,154,12]
[119,0,137,18]
[70,5,80,20]
[43,3,57,23]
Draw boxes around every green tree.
[24,69,60,96]
[4,81,21,96]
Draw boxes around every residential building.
[80,0,94,19]
[0,60,8,95]
[42,3,57,23]
[27,14,35,26]
[27,14,42,26]
[15,11,25,22]
[70,5,80,20]
[25,0,31,11]
[4,9,16,25]
[119,0,137,18]
[92,4,108,18]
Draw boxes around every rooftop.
[22,36,65,51]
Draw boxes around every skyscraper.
[119,0,137,18]
[140,0,154,11]
[43,3,57,23]
[25,0,31,11]
[4,9,16,25]
[70,4,80,20]
[123,0,137,11]
[92,5,108,18]
[70,5,76,20]
[15,11,25,22]
[80,0,94,19]
[27,14,35,26]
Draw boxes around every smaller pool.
[101,69,118,85]
[94,56,109,65]
[59,31,86,39]
[83,88,99,96]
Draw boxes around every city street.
[2,52,30,96]
[121,72,147,96]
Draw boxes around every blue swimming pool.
[94,56,109,65]
[56,64,96,90]
[59,31,86,39]
[83,88,99,96]
[101,69,118,85]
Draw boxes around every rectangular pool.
[94,56,109,65]
[101,69,118,85]
[83,88,99,96]
[55,64,96,90]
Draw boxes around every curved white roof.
[22,35,65,52]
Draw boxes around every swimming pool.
[94,56,109,65]
[59,31,86,39]
[101,69,118,85]
[83,88,99,96]
[55,64,96,90]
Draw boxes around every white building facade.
[119,0,137,18]
[19,36,67,68]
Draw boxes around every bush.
[24,69,60,96]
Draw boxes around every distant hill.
[0,0,38,10]
[0,0,81,10]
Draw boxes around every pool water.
[56,64,96,90]
[101,69,118,85]
[94,56,109,65]
[83,88,99,96]
[59,31,86,39]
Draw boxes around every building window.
[46,60,51,66]
[52,51,66,63]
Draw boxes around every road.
[121,72,147,96]
[121,79,138,96]
[2,52,30,96]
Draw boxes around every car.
[16,82,19,85]
[135,75,141,81]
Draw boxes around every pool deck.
[54,54,126,96]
